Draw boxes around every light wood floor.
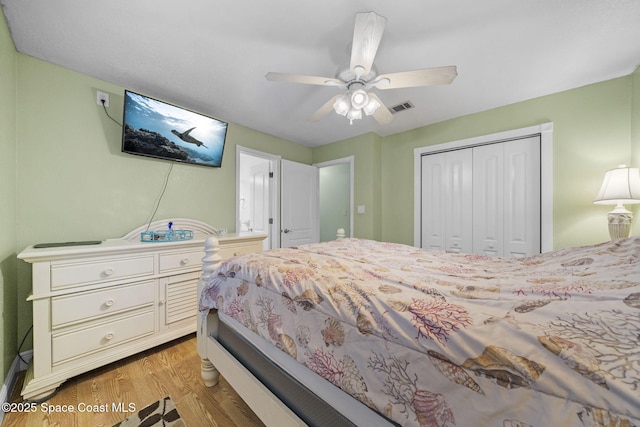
[2,334,265,427]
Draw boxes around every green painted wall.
[0,8,17,382]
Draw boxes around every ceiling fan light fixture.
[347,107,362,124]
[363,96,380,116]
[350,89,369,109]
[333,94,350,116]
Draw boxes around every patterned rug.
[112,396,185,427]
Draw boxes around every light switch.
[357,205,365,214]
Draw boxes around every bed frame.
[197,236,307,426]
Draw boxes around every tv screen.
[122,90,228,168]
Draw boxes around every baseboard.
[0,350,33,423]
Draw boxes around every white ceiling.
[2,0,640,148]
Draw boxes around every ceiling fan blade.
[308,94,342,122]
[265,72,345,87]
[350,12,387,78]
[368,93,394,125]
[373,66,458,89]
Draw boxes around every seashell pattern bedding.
[199,237,640,427]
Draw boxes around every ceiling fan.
[265,11,458,125]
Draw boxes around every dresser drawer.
[51,255,154,289]
[52,310,155,365]
[51,280,155,327]
[159,250,203,273]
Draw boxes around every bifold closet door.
[502,136,540,257]
[420,150,472,253]
[472,136,541,257]
[421,136,540,256]
[420,154,445,250]
[472,143,504,255]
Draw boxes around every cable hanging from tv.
[144,162,174,232]
[101,99,122,127]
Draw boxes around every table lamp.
[593,164,640,239]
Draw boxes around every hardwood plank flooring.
[2,334,265,427]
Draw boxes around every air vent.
[390,101,414,114]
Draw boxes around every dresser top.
[18,232,267,263]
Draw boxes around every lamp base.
[607,211,633,240]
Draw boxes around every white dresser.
[18,219,266,401]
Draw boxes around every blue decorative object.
[141,221,193,242]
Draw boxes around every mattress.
[200,237,640,427]
[217,311,397,426]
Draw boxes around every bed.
[197,237,640,427]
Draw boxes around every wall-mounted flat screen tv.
[122,90,228,168]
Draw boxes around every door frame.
[316,156,355,239]
[236,145,281,249]
[413,122,554,252]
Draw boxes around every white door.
[473,137,540,257]
[503,136,540,257]
[421,150,473,252]
[444,149,473,253]
[473,143,504,256]
[420,154,446,250]
[281,160,319,247]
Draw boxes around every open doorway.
[236,146,280,250]
[317,156,354,242]
[237,147,353,248]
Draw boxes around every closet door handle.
[283,229,292,234]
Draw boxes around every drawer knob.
[180,257,190,265]
[105,299,115,307]
[105,332,115,340]
[103,268,114,276]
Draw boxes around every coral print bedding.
[199,237,640,427]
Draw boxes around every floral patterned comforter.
[199,237,640,427]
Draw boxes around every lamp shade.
[593,165,640,205]
[350,89,369,109]
[333,94,350,116]
[362,96,380,116]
